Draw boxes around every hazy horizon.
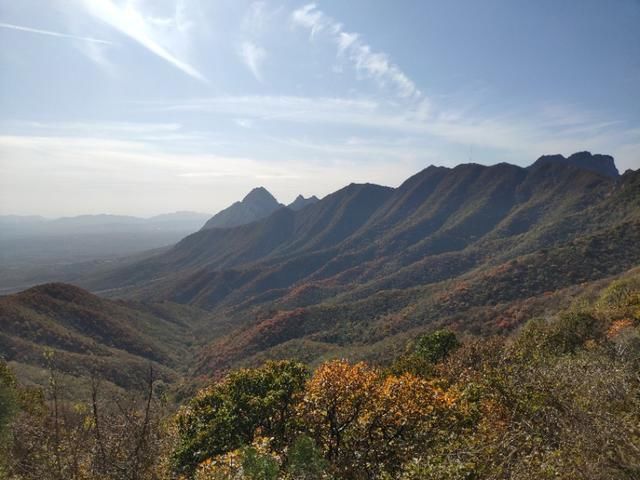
[1,0,639,217]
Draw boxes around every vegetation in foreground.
[1,273,639,479]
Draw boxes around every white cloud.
[291,4,420,99]
[337,32,358,53]
[134,94,640,170]
[0,22,114,45]
[77,0,207,82]
[239,41,267,81]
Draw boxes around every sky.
[1,0,639,217]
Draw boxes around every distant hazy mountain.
[287,194,320,211]
[201,187,283,230]
[0,211,210,238]
[147,211,213,227]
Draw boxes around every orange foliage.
[298,360,458,478]
[607,318,634,339]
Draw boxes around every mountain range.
[1,151,639,385]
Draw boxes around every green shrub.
[172,361,309,476]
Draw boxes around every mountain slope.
[89,183,393,290]
[201,187,283,230]
[0,283,207,389]
[90,153,631,308]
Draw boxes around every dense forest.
[1,268,638,479]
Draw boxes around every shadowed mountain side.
[86,156,636,316]
[87,183,394,291]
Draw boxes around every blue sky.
[1,0,639,216]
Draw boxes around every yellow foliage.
[298,360,459,478]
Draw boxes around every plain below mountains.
[0,211,213,296]
[0,211,211,268]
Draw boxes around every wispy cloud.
[239,41,267,81]
[291,4,420,99]
[0,22,114,45]
[77,0,207,82]
[133,94,640,170]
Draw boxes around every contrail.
[0,22,114,45]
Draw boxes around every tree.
[298,360,457,479]
[172,360,309,476]
[390,329,460,377]
[285,435,330,480]
[414,329,460,363]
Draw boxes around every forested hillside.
[1,268,638,479]
[0,283,208,390]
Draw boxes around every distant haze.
[1,0,639,216]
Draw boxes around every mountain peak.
[243,187,279,205]
[288,194,320,211]
[532,151,619,178]
[567,151,619,177]
[201,187,282,230]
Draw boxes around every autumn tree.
[298,360,458,479]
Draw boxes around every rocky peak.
[243,187,279,207]
[531,151,619,178]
